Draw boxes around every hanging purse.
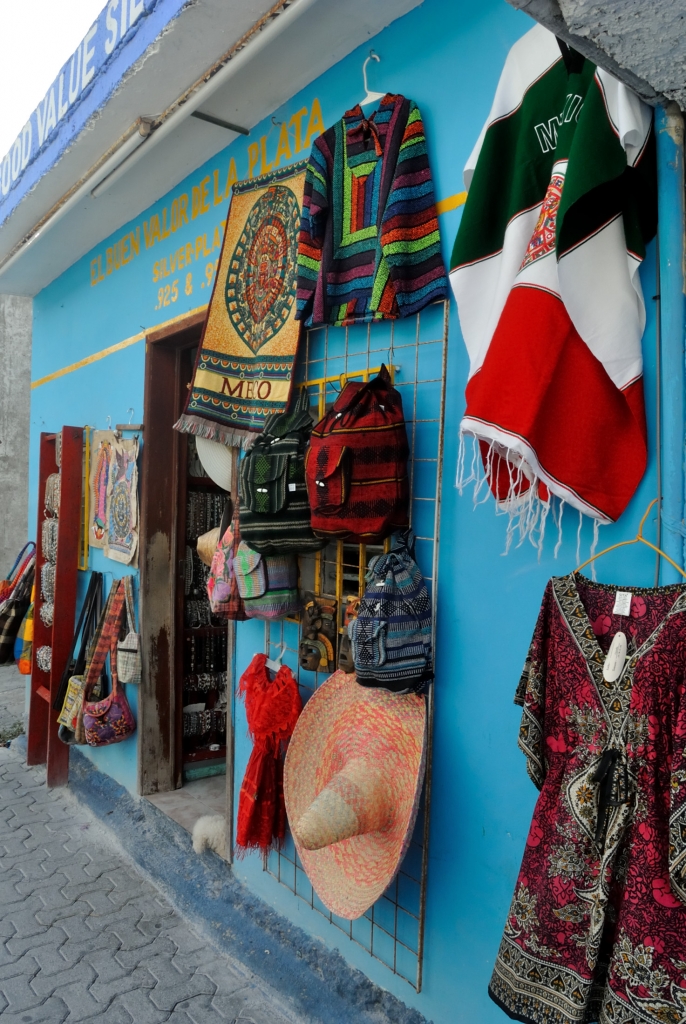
[0,545,36,665]
[81,580,136,746]
[207,503,248,621]
[57,573,106,744]
[117,575,141,685]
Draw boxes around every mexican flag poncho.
[450,24,656,532]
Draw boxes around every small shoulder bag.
[81,581,137,746]
[117,575,141,684]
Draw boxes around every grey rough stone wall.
[507,0,685,109]
[0,295,32,576]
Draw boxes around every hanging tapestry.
[175,162,308,448]
[450,24,656,541]
[89,430,116,549]
[104,436,139,566]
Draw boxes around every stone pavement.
[0,664,25,743]
[0,745,304,1024]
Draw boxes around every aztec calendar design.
[110,481,131,537]
[225,185,300,353]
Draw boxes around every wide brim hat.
[195,436,233,491]
[283,669,426,920]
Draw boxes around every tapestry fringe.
[456,431,606,563]
[173,413,257,450]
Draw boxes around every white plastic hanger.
[265,643,287,673]
[360,51,384,108]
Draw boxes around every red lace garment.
[236,654,302,856]
[491,574,686,1024]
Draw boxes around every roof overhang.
[0,0,422,296]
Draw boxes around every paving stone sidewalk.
[0,665,25,743]
[0,745,303,1024]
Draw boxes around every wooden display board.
[27,427,84,787]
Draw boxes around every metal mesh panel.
[264,300,448,991]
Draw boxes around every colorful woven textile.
[296,93,448,327]
[175,163,308,447]
[450,25,656,531]
[284,669,426,920]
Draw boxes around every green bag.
[239,388,325,555]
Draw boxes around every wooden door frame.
[138,309,204,795]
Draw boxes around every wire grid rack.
[263,299,448,992]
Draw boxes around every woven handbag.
[0,547,35,665]
[57,575,109,743]
[13,588,34,675]
[207,504,248,621]
[349,529,432,694]
[82,581,136,747]
[242,553,301,620]
[117,575,141,685]
[305,365,409,543]
[238,388,325,555]
[0,542,35,607]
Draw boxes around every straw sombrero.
[283,670,426,920]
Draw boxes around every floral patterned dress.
[490,574,686,1024]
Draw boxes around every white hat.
[196,436,233,491]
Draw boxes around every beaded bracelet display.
[41,518,58,563]
[36,646,52,673]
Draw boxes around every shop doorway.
[138,311,231,841]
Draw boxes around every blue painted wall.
[30,0,667,1020]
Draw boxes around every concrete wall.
[0,295,32,575]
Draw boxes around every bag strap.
[5,542,36,585]
[77,573,104,673]
[53,571,102,711]
[84,581,126,699]
[121,576,137,634]
[219,497,233,540]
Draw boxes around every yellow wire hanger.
[574,498,686,580]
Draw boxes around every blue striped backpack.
[349,530,432,693]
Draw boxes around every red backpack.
[305,365,409,543]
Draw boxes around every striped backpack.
[305,365,409,543]
[239,389,325,555]
[349,530,432,694]
[233,541,300,620]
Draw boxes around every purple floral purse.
[82,580,136,746]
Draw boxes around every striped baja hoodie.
[296,94,448,327]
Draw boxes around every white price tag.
[612,591,632,616]
[603,631,627,682]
